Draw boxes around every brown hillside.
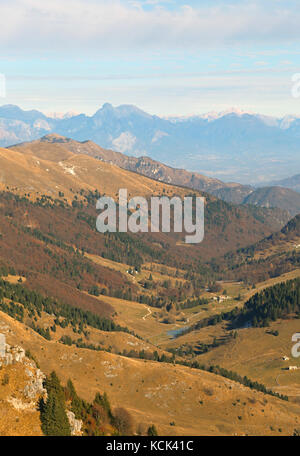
[1,310,300,436]
[10,134,253,201]
[2,139,291,259]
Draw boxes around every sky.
[1,0,300,117]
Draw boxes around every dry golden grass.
[1,310,300,435]
[36,309,169,358]
[93,294,174,344]
[197,317,300,400]
[0,363,42,436]
[2,275,26,284]
[162,269,300,402]
[0,145,195,203]
[85,253,130,275]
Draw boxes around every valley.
[0,135,300,437]
[3,0,300,441]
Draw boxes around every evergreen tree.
[41,391,71,436]
[147,425,158,436]
[41,371,71,436]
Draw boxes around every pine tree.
[65,378,85,419]
[41,391,71,436]
[147,424,158,436]
[41,371,71,436]
[94,392,112,419]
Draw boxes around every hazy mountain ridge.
[242,187,300,217]
[1,104,300,184]
[13,134,300,218]
[262,174,300,193]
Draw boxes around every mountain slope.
[0,138,292,326]
[11,134,299,220]
[243,187,300,217]
[4,137,292,253]
[1,104,300,184]
[1,309,300,436]
[13,134,300,217]
[219,214,300,284]
[10,133,254,201]
[262,174,300,193]
[1,143,187,201]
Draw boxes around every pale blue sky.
[0,0,300,117]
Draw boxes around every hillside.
[11,134,300,218]
[1,132,300,436]
[263,174,300,193]
[169,275,300,404]
[0,188,289,330]
[10,134,294,221]
[8,134,254,203]
[1,139,291,259]
[0,144,178,201]
[0,325,148,437]
[0,138,295,337]
[0,182,299,436]
[0,331,45,436]
[1,309,300,436]
[218,214,300,284]
[243,187,300,217]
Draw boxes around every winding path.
[142,306,152,321]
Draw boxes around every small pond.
[167,326,190,339]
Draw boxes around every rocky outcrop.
[0,332,82,435]
[0,332,47,401]
[66,411,83,436]
[0,333,26,366]
[23,366,46,400]
[0,332,5,357]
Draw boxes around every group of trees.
[0,278,132,336]
[181,277,300,336]
[40,372,71,436]
[207,365,289,401]
[168,332,237,358]
[221,219,300,285]
[179,296,209,310]
[119,348,174,364]
[239,278,300,327]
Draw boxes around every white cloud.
[151,130,169,142]
[112,131,137,152]
[1,0,300,53]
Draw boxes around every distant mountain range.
[1,103,300,185]
[261,174,300,193]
